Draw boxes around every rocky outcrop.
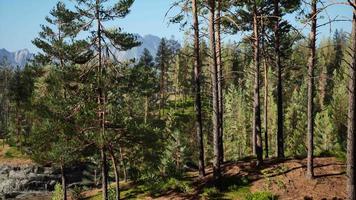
[0,165,60,199]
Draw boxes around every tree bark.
[95,0,108,198]
[110,153,120,200]
[307,0,317,179]
[216,0,224,164]
[144,96,148,124]
[61,165,67,200]
[159,60,166,117]
[192,0,206,178]
[274,0,284,159]
[119,147,128,182]
[347,1,356,198]
[263,49,269,159]
[101,148,108,200]
[261,19,269,159]
[208,0,221,181]
[252,3,263,166]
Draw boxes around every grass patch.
[3,146,28,159]
[85,178,193,200]
[225,185,251,199]
[145,177,193,197]
[201,187,222,200]
[245,191,277,200]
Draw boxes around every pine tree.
[252,0,263,165]
[32,3,89,198]
[208,0,221,181]
[307,0,317,179]
[347,0,356,198]
[71,0,141,199]
[192,0,205,177]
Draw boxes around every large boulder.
[0,164,60,198]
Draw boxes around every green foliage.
[245,191,277,200]
[201,187,222,200]
[3,146,28,159]
[143,177,193,197]
[224,85,251,160]
[52,183,63,200]
[70,186,84,200]
[315,106,339,155]
[285,82,307,157]
[107,187,116,200]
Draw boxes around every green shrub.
[245,191,277,200]
[52,183,63,200]
[200,187,222,200]
[70,186,84,200]
[163,178,192,193]
[145,178,193,197]
[108,187,116,200]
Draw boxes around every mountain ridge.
[0,34,180,66]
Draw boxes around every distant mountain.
[0,34,179,67]
[113,34,162,61]
[0,48,33,67]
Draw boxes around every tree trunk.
[208,0,221,181]
[263,50,269,159]
[16,106,21,151]
[101,148,108,200]
[347,1,356,198]
[307,0,317,179]
[216,0,224,164]
[252,4,263,166]
[274,0,284,159]
[192,0,205,177]
[144,96,148,124]
[159,62,166,117]
[110,153,120,200]
[95,0,108,198]
[61,165,67,200]
[119,147,128,182]
[261,19,269,159]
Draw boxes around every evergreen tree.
[347,0,356,198]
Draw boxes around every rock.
[0,164,60,198]
[8,170,27,179]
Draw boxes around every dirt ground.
[154,157,347,200]
[249,157,346,200]
[0,143,33,166]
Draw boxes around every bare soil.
[146,157,347,200]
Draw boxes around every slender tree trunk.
[16,105,21,151]
[159,62,166,117]
[94,169,97,187]
[274,0,284,159]
[263,52,269,159]
[252,4,263,165]
[261,19,269,159]
[96,0,108,198]
[307,0,317,179]
[144,96,148,124]
[192,0,205,177]
[216,0,224,164]
[347,1,356,198]
[101,148,108,200]
[61,165,67,200]
[119,147,128,182]
[110,153,120,200]
[208,0,221,181]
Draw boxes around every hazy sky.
[0,0,353,52]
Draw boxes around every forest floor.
[84,157,347,200]
[0,140,33,166]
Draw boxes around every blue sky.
[0,0,353,53]
[0,0,183,52]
